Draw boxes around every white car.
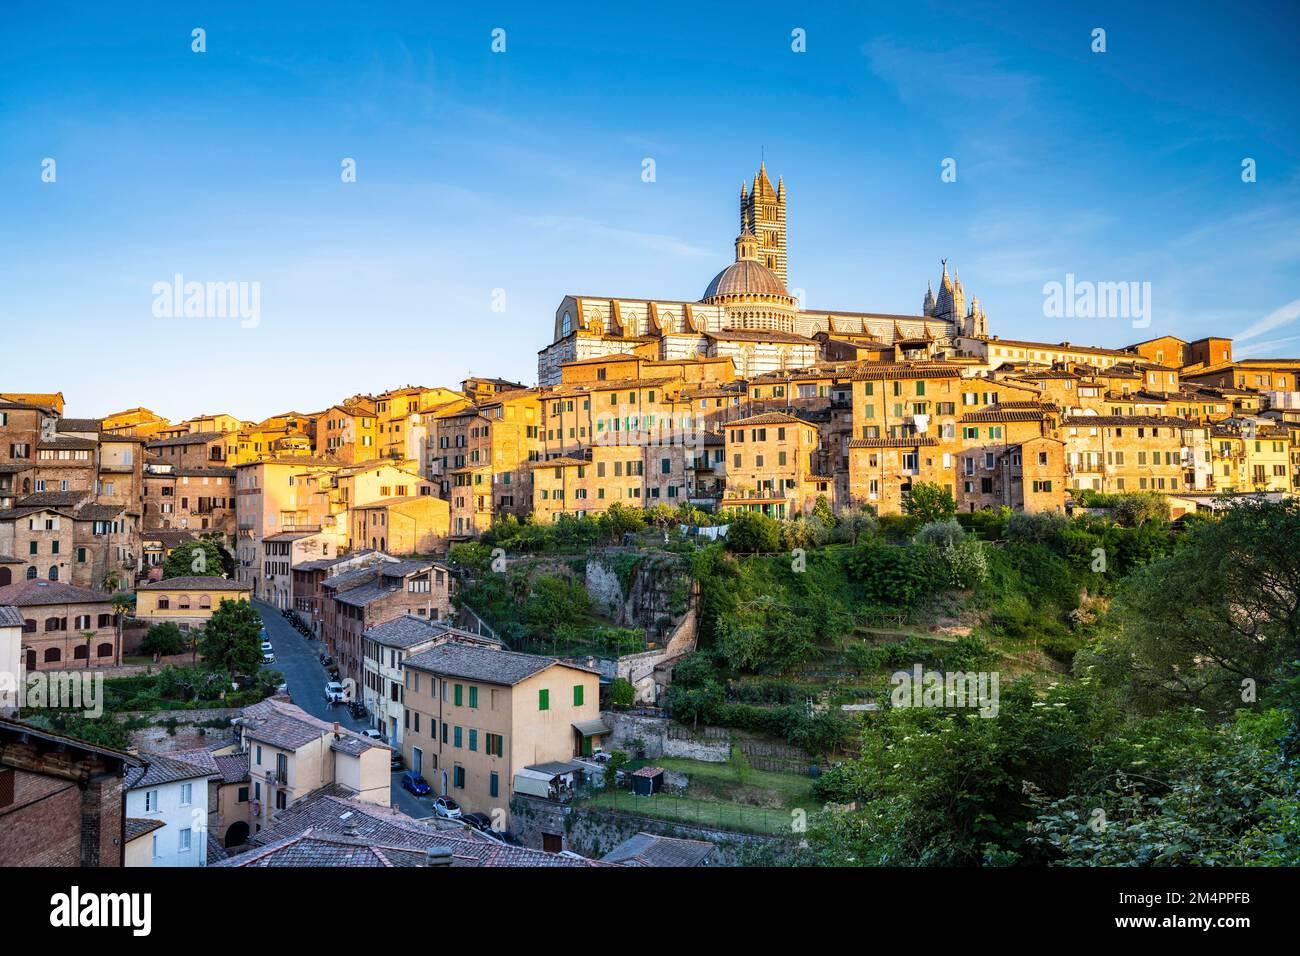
[433,796,462,820]
[325,681,347,704]
[360,729,385,742]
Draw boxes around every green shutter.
[539,689,549,711]
[454,684,463,706]
[490,772,499,798]
[454,726,462,748]
[573,684,584,706]
[468,686,478,708]
[469,729,477,752]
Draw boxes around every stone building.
[0,579,120,671]
[0,716,139,867]
[537,165,978,386]
[320,558,453,687]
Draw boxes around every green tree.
[197,599,263,676]
[722,510,782,553]
[521,575,592,638]
[597,502,646,541]
[1091,497,1300,715]
[140,622,187,657]
[608,677,635,709]
[903,481,956,524]
[163,539,226,579]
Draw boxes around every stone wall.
[601,710,730,762]
[122,706,242,753]
[509,793,779,867]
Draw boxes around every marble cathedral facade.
[537,164,991,386]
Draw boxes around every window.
[490,772,499,798]
[454,683,463,706]
[468,686,478,708]
[573,684,584,707]
[454,766,465,789]
[486,733,504,757]
[538,689,549,711]
[145,789,159,812]
[180,782,192,805]
[469,729,478,752]
[454,726,462,748]
[178,828,192,852]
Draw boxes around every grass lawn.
[582,755,819,836]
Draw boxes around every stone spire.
[740,161,787,286]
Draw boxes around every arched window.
[73,644,89,660]
[23,619,36,633]
[199,595,212,610]
[25,648,36,670]
[44,617,62,632]
[26,566,37,580]
[43,647,60,663]
[49,566,59,581]
[157,597,170,609]
[97,643,114,658]
[178,595,191,609]
[98,613,113,627]
[74,615,90,629]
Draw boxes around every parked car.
[390,752,405,772]
[400,772,431,796]
[261,652,276,665]
[433,796,462,819]
[324,681,346,704]
[462,812,493,832]
[360,729,385,742]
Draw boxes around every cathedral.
[537,164,989,385]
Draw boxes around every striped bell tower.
[740,162,787,287]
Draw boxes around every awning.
[572,719,611,737]
[526,760,587,777]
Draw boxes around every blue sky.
[1,0,1297,421]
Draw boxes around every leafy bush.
[723,510,783,553]
[903,481,956,523]
[608,677,635,709]
[1004,510,1067,546]
[140,622,187,657]
[915,519,965,550]
[846,543,933,606]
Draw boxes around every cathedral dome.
[702,258,789,299]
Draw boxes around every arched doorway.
[0,567,10,586]
[224,821,250,848]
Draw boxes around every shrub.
[608,677,635,709]
[846,543,933,606]
[1005,510,1068,546]
[903,481,957,523]
[915,519,965,550]
[723,510,783,553]
[140,622,187,657]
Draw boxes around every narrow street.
[251,600,434,820]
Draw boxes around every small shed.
[631,766,664,797]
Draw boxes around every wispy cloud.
[1234,297,1300,343]
[521,215,713,259]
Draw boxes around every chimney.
[333,721,341,740]
[423,847,453,867]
